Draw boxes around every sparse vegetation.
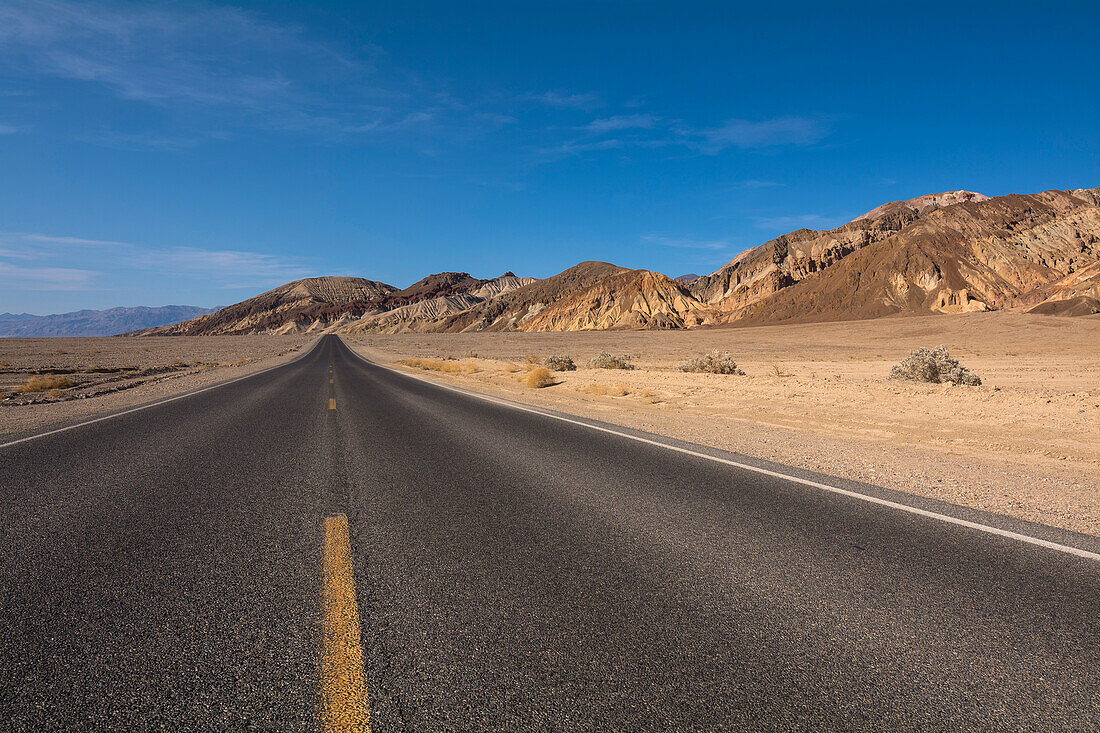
[525,366,555,388]
[399,358,480,375]
[544,354,576,371]
[678,351,744,375]
[588,352,634,370]
[889,345,981,386]
[17,375,76,393]
[502,363,520,373]
[47,388,65,399]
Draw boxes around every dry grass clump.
[678,351,744,375]
[889,345,981,386]
[525,366,555,388]
[588,352,634,370]
[502,363,520,374]
[544,354,576,371]
[17,375,76,393]
[399,358,480,375]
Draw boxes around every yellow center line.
[329,397,337,410]
[319,514,370,732]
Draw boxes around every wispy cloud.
[693,116,831,152]
[129,246,311,284]
[522,90,601,109]
[0,231,314,293]
[0,123,25,135]
[579,114,658,133]
[641,234,733,251]
[732,179,784,189]
[0,262,99,291]
[4,232,129,247]
[0,0,512,146]
[536,113,834,163]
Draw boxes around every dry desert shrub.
[47,388,65,398]
[588,352,634,370]
[399,358,479,375]
[502,363,520,373]
[17,375,76,393]
[889,346,981,386]
[544,354,576,371]
[678,351,744,375]
[525,366,555,388]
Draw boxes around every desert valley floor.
[2,312,1097,536]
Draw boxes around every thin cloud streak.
[0,231,315,293]
[0,262,100,291]
[641,234,733,251]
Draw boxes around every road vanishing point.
[1,335,1097,730]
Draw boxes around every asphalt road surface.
[1,334,1097,731]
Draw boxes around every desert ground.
[345,313,1100,536]
[2,315,1096,536]
[0,335,311,437]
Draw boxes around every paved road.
[1,334,1097,730]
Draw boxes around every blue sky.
[0,0,1097,313]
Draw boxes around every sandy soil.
[346,313,1100,537]
[0,336,313,437]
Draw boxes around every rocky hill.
[719,188,1100,324]
[146,186,1099,336]
[144,277,397,335]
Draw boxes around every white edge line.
[347,341,1100,563]
[0,338,322,450]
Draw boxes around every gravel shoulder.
[0,335,315,438]
[345,313,1100,537]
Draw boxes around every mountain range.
[138,186,1100,335]
[0,305,216,337]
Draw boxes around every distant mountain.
[0,305,217,337]
[144,186,1100,336]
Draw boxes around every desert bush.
[47,388,65,398]
[525,366,555,388]
[17,375,76,393]
[502,363,520,373]
[399,358,480,375]
[678,351,744,375]
[588,352,634,370]
[889,346,981,386]
[544,354,576,371]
